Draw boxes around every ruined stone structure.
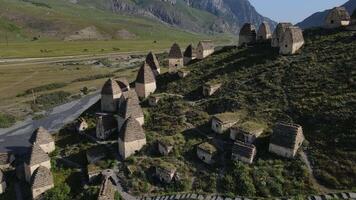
[325,7,351,28]
[115,77,130,92]
[203,82,221,97]
[145,52,161,76]
[238,23,257,46]
[118,117,146,159]
[196,40,214,59]
[148,95,161,107]
[279,26,305,55]
[24,144,51,183]
[0,152,15,170]
[230,121,265,144]
[76,118,88,133]
[0,170,6,194]
[87,163,102,183]
[271,22,293,47]
[197,142,217,165]
[29,127,55,154]
[31,166,54,199]
[97,175,116,200]
[211,112,241,134]
[178,68,190,78]
[158,139,174,156]
[101,79,122,113]
[231,141,256,164]
[135,62,157,99]
[183,44,196,65]
[257,22,272,40]
[156,164,176,183]
[168,43,183,74]
[269,122,304,158]
[96,114,118,140]
[117,91,144,130]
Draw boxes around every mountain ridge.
[297,0,356,29]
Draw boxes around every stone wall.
[197,149,214,165]
[32,184,54,199]
[326,11,350,28]
[232,151,255,164]
[280,39,304,55]
[24,161,51,183]
[101,93,121,113]
[169,58,183,74]
[135,82,157,99]
[196,49,213,60]
[268,144,295,158]
[118,138,146,159]
[0,181,6,194]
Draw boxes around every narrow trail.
[299,150,333,194]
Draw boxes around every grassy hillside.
[160,28,356,190]
[116,28,356,198]
[0,0,231,58]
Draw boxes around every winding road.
[0,92,100,154]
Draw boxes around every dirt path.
[299,150,334,194]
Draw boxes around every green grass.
[0,112,16,128]
[0,0,232,58]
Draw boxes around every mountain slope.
[74,0,276,34]
[297,0,356,29]
[0,0,207,42]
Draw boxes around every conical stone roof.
[29,126,54,145]
[25,144,50,166]
[119,95,144,119]
[136,62,156,84]
[31,166,54,189]
[119,117,145,142]
[184,44,195,57]
[101,78,122,95]
[168,43,183,59]
[240,23,256,36]
[145,52,160,71]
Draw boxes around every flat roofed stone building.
[271,22,293,47]
[158,138,174,156]
[31,166,54,199]
[196,40,214,59]
[0,152,15,170]
[325,7,351,28]
[168,43,183,74]
[232,141,256,164]
[183,44,196,65]
[118,117,146,159]
[230,121,265,144]
[135,62,157,99]
[145,52,161,76]
[257,22,272,40]
[0,170,5,194]
[156,162,176,183]
[148,94,162,107]
[96,114,118,140]
[24,144,51,183]
[177,68,190,78]
[238,23,257,46]
[269,122,304,158]
[279,26,304,55]
[115,77,130,92]
[117,92,144,130]
[87,163,102,183]
[203,82,221,97]
[197,142,217,165]
[97,175,116,200]
[211,112,243,134]
[29,126,55,154]
[101,79,122,113]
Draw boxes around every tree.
[43,183,71,200]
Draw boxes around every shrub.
[43,183,70,200]
[0,113,16,128]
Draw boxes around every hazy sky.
[248,0,349,24]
